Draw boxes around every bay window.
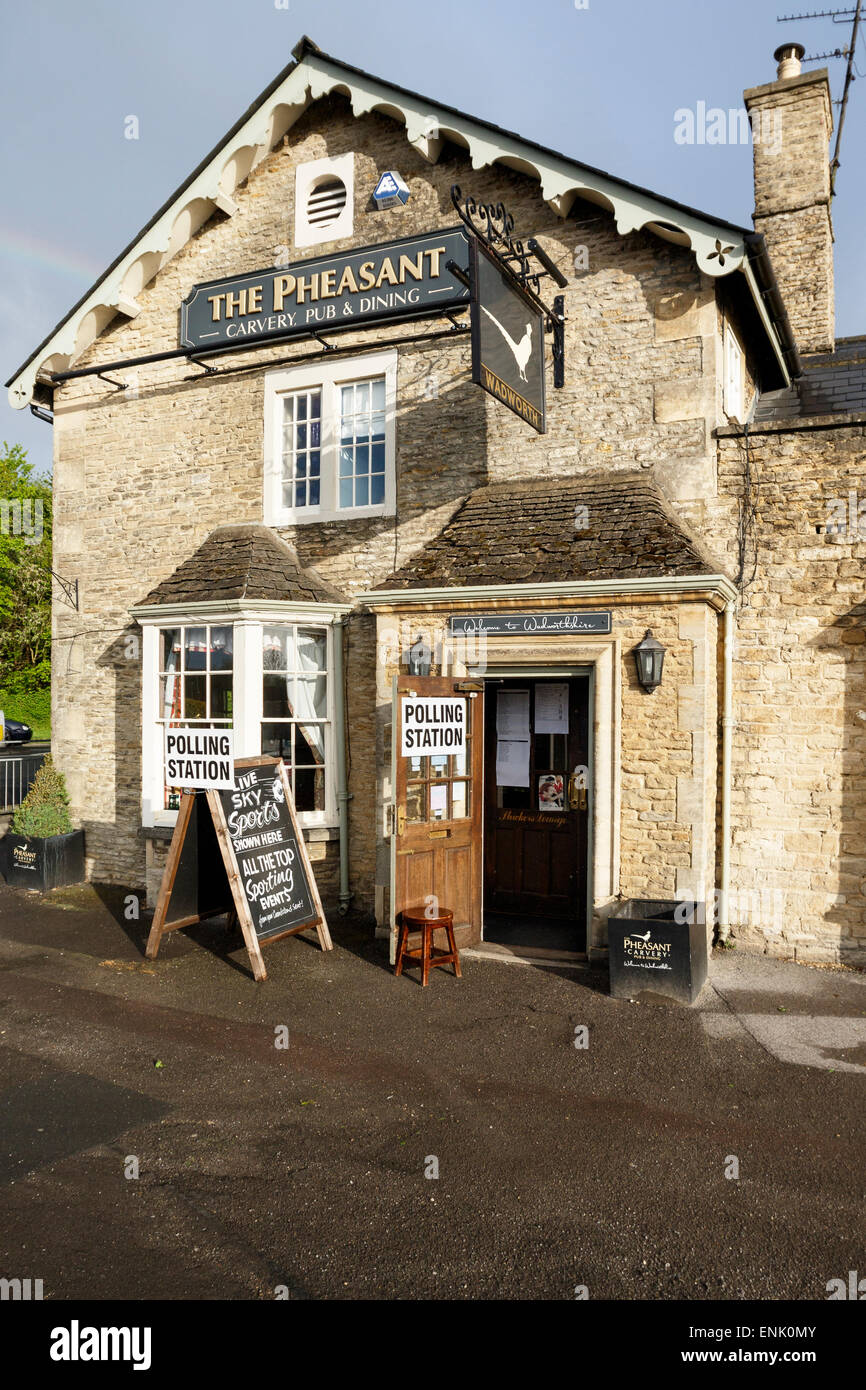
[140,611,339,828]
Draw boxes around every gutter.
[333,616,353,914]
[743,232,803,383]
[362,574,739,612]
[717,600,735,943]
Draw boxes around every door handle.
[567,775,587,811]
[397,806,406,836]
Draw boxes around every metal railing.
[0,751,47,813]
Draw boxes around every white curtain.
[289,631,326,760]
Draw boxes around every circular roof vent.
[306,176,348,230]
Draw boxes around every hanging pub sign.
[180,228,469,351]
[469,235,546,434]
[145,757,331,982]
[449,612,612,637]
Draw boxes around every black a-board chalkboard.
[145,758,332,981]
[218,760,316,942]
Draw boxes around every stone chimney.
[744,45,835,355]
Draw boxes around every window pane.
[210,674,233,719]
[297,630,326,672]
[295,722,325,764]
[355,476,369,507]
[372,378,385,411]
[406,783,426,822]
[408,754,425,778]
[339,478,352,509]
[210,626,233,670]
[263,627,288,670]
[296,395,306,422]
[261,723,293,760]
[356,381,370,415]
[339,448,353,477]
[452,781,469,819]
[295,766,325,812]
[309,479,320,506]
[371,441,385,472]
[452,744,468,777]
[356,443,369,475]
[429,784,448,821]
[263,673,292,719]
[371,473,385,505]
[160,672,181,722]
[430,754,448,780]
[185,674,207,718]
[184,628,207,671]
[160,628,180,672]
[310,391,321,417]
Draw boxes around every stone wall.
[715,420,866,965]
[50,92,730,893]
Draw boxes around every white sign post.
[164,728,235,791]
[400,697,466,755]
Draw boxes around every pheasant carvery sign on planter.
[145,757,332,982]
[470,234,546,434]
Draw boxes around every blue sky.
[2,0,864,477]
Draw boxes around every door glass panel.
[430,754,448,779]
[408,754,425,778]
[406,783,426,822]
[452,744,468,777]
[452,781,469,819]
[429,784,448,820]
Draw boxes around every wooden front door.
[484,677,589,945]
[392,675,484,950]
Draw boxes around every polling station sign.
[400,697,466,755]
[165,728,235,790]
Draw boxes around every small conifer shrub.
[10,756,74,838]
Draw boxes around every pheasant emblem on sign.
[480,305,534,382]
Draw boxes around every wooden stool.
[394,907,462,987]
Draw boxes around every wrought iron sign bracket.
[50,569,79,610]
[97,372,128,392]
[451,185,568,387]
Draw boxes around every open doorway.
[483,675,590,954]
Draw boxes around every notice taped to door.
[401,696,466,755]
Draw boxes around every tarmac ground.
[0,878,864,1302]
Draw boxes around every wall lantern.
[408,634,432,677]
[633,630,666,691]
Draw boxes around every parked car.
[2,718,33,744]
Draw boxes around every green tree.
[0,442,52,693]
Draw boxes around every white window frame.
[264,349,397,526]
[139,608,341,830]
[294,153,354,249]
[724,325,744,422]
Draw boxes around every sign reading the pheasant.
[180,228,469,351]
[469,235,546,434]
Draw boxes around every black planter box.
[0,829,85,892]
[608,899,708,1005]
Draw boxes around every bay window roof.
[134,523,346,608]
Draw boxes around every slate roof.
[135,524,346,607]
[380,475,724,590]
[754,336,866,423]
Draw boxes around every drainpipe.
[333,616,353,914]
[718,599,734,942]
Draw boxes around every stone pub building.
[7,37,866,966]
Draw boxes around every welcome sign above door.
[180,228,470,350]
[449,612,612,637]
